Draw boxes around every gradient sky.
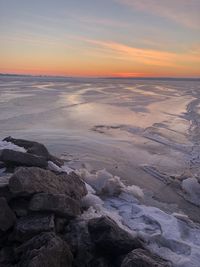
[0,0,200,77]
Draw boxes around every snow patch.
[0,140,26,153]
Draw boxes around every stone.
[121,249,172,267]
[0,197,16,232]
[0,247,14,266]
[65,219,96,267]
[88,216,143,255]
[29,193,81,218]
[15,232,73,267]
[4,137,64,167]
[0,175,12,201]
[14,214,54,242]
[9,167,87,200]
[10,198,29,217]
[0,161,6,169]
[0,149,47,168]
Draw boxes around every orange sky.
[0,0,200,77]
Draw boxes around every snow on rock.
[78,168,200,267]
[0,141,26,153]
[48,161,74,174]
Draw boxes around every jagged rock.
[0,149,47,168]
[65,219,95,266]
[29,193,81,218]
[4,137,64,167]
[15,232,73,267]
[14,214,54,242]
[121,249,172,267]
[88,216,143,255]
[0,175,12,201]
[9,167,87,200]
[0,197,16,232]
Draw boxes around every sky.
[0,0,200,77]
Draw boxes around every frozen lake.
[1,76,200,266]
[0,76,200,220]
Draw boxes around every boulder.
[88,216,143,255]
[14,214,54,242]
[0,149,47,168]
[15,232,73,267]
[10,198,29,217]
[0,247,14,266]
[9,167,87,200]
[121,249,172,267]
[65,219,95,266]
[29,193,81,218]
[4,137,64,167]
[0,197,16,232]
[0,175,12,201]
[0,161,6,169]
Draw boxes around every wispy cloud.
[77,37,200,69]
[115,0,200,29]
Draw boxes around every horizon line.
[0,72,200,80]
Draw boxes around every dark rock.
[14,214,54,242]
[65,219,95,265]
[65,218,99,267]
[0,175,12,201]
[29,193,81,218]
[121,249,172,267]
[54,217,68,234]
[15,232,73,267]
[9,167,87,200]
[10,198,29,217]
[0,197,16,232]
[88,216,143,255]
[0,149,47,168]
[0,247,14,266]
[0,161,6,169]
[4,136,64,167]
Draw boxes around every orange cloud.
[79,37,200,68]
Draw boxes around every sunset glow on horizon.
[0,0,200,78]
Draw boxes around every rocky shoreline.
[0,137,171,266]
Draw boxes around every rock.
[14,214,54,242]
[0,197,16,232]
[15,232,73,267]
[0,149,47,168]
[0,161,6,169]
[0,247,14,266]
[121,249,172,267]
[54,217,68,234]
[9,167,87,200]
[4,137,64,167]
[29,193,81,218]
[0,175,12,201]
[88,216,143,255]
[65,219,97,267]
[10,198,29,217]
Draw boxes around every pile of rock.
[0,137,171,267]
